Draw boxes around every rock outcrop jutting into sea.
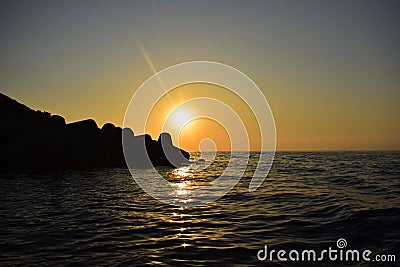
[0,93,190,170]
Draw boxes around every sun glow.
[145,83,264,152]
[172,109,191,127]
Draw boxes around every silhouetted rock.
[0,92,190,170]
[68,118,98,131]
[158,132,173,147]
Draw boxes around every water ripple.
[1,151,399,266]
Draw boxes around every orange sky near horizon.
[144,83,262,152]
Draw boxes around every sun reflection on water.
[169,166,198,249]
[173,167,190,178]
[171,166,194,205]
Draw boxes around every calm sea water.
[1,152,399,266]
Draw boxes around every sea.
[1,151,399,266]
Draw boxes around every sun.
[172,109,191,127]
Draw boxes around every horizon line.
[189,149,400,153]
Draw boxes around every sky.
[0,0,399,151]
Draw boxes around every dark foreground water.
[1,152,399,266]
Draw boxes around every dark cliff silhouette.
[0,93,190,170]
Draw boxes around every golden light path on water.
[167,163,227,249]
[171,166,195,249]
[135,164,201,251]
[150,150,234,249]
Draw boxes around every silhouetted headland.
[0,93,190,170]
